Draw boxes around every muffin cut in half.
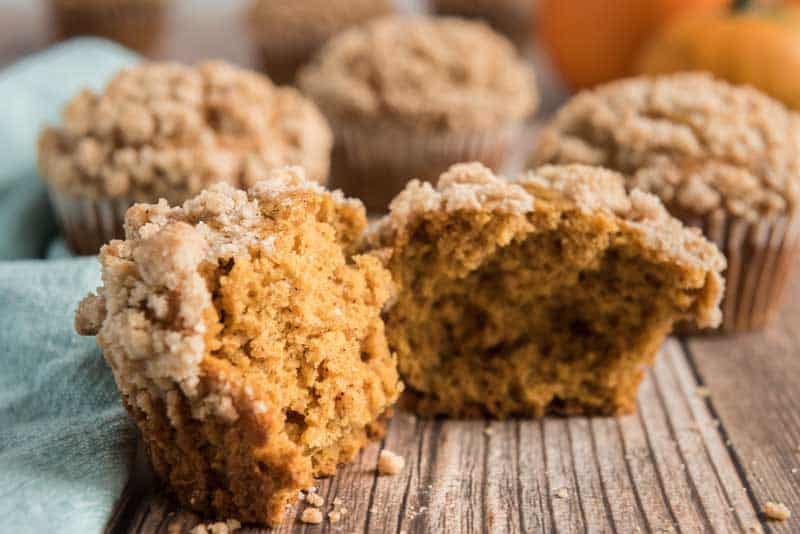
[366,163,725,418]
[75,168,402,525]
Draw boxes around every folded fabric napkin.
[0,40,139,534]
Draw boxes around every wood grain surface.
[2,1,799,532]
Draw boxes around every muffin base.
[48,1,167,54]
[679,209,800,333]
[331,124,520,213]
[48,188,132,255]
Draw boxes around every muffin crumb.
[378,450,405,475]
[763,501,791,521]
[300,507,324,524]
[306,493,325,507]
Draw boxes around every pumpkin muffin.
[430,0,532,50]
[75,167,402,526]
[48,0,171,53]
[365,163,724,418]
[299,16,538,212]
[246,0,393,85]
[38,61,332,255]
[532,73,800,332]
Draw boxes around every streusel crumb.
[533,73,800,221]
[75,167,402,526]
[300,507,324,524]
[299,16,537,132]
[378,450,405,475]
[366,163,724,418]
[763,501,791,521]
[39,61,332,202]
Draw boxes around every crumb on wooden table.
[300,507,324,524]
[190,519,241,534]
[378,450,405,475]
[554,487,569,499]
[696,386,711,398]
[306,493,325,507]
[763,501,791,521]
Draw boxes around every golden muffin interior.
[76,168,401,525]
[366,163,725,418]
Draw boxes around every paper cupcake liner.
[48,187,133,256]
[680,208,800,333]
[49,1,167,53]
[331,123,521,213]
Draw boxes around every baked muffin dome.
[39,61,333,204]
[75,167,401,525]
[299,16,538,132]
[366,162,724,418]
[533,73,800,222]
[533,73,800,332]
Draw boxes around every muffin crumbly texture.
[366,163,724,418]
[533,73,800,221]
[299,16,538,132]
[75,168,401,525]
[39,61,332,203]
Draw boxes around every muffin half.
[366,163,724,418]
[38,61,332,255]
[75,168,402,525]
[300,15,538,212]
[532,73,800,332]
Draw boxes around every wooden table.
[2,1,799,532]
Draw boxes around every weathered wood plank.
[119,336,770,534]
[687,261,800,534]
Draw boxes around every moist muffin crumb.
[75,167,402,526]
[366,162,724,418]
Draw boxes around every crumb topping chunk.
[39,61,332,202]
[533,73,800,220]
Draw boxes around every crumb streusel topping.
[39,61,332,201]
[248,0,392,46]
[533,73,800,220]
[299,16,538,132]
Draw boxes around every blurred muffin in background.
[431,0,532,50]
[48,0,172,53]
[38,60,333,255]
[247,0,394,85]
[299,16,538,212]
[532,73,800,332]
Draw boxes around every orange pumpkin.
[636,2,800,109]
[536,0,729,90]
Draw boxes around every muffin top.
[299,16,538,132]
[248,0,393,46]
[38,61,332,202]
[533,73,800,220]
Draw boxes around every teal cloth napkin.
[0,39,140,534]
